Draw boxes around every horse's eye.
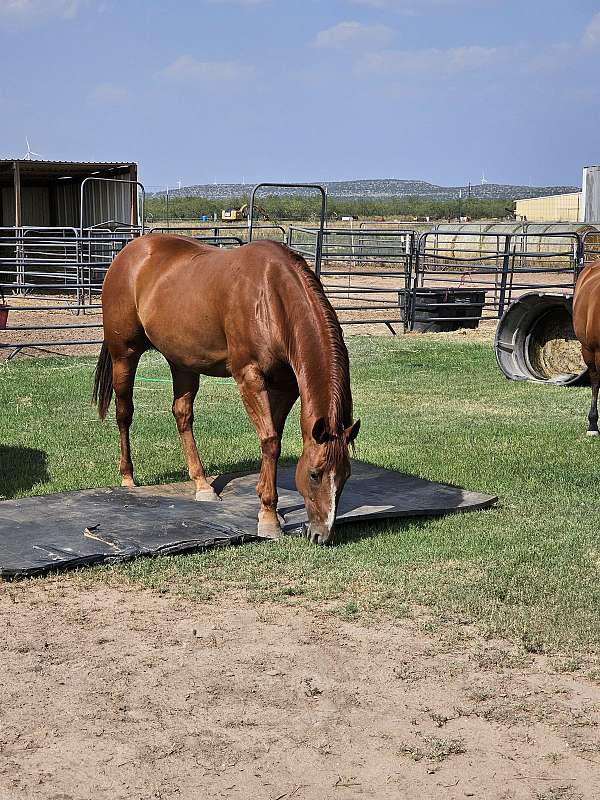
[309,470,321,483]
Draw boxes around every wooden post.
[13,161,24,293]
[129,164,138,229]
[13,161,22,227]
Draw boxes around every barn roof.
[0,160,136,185]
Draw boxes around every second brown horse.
[573,260,600,436]
[93,234,360,545]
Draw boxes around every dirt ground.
[1,581,599,800]
[0,295,103,360]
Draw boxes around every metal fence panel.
[1,224,597,356]
[410,230,580,329]
[288,226,414,333]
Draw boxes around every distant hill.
[149,179,579,201]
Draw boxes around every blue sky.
[1,0,599,189]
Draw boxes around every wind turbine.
[23,137,42,160]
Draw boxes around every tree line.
[145,194,515,222]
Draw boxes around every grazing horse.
[93,234,360,545]
[573,260,600,436]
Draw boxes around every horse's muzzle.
[303,522,333,546]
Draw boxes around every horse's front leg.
[234,364,283,539]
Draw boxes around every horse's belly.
[143,318,231,377]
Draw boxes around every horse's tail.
[92,341,113,420]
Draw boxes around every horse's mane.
[285,251,353,448]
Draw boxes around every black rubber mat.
[0,461,497,577]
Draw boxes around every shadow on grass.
[152,457,299,492]
[334,514,431,545]
[0,446,49,500]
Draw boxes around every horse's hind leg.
[170,367,218,501]
[582,346,600,436]
[586,349,600,437]
[112,350,143,487]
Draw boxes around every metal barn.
[0,160,140,230]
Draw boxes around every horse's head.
[296,417,361,545]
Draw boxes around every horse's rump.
[574,260,600,351]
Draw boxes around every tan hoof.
[587,430,600,437]
[195,488,221,502]
[257,517,283,540]
[121,477,136,488]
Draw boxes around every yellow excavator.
[221,203,270,222]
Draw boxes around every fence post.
[402,232,414,332]
[498,234,512,318]
[408,233,424,331]
[575,233,585,284]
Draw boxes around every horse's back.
[102,234,309,374]
[574,260,600,350]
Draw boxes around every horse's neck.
[287,312,349,438]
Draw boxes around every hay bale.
[528,307,586,379]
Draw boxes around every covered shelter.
[0,160,139,230]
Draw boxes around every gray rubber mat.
[0,461,497,578]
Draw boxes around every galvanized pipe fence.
[409,229,582,331]
[0,227,138,357]
[0,225,599,356]
[287,226,414,334]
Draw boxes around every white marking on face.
[325,471,336,531]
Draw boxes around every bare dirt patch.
[0,295,102,360]
[1,580,599,800]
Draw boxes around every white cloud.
[88,83,129,106]
[160,55,254,83]
[0,0,84,24]
[313,21,394,50]
[583,12,600,49]
[358,44,508,76]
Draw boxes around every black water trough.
[495,292,588,386]
[405,288,486,332]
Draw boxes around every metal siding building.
[0,160,138,228]
[515,168,600,223]
[515,192,581,222]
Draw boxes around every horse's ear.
[344,419,361,443]
[312,417,330,444]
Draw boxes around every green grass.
[1,336,600,653]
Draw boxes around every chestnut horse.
[573,260,600,436]
[93,234,360,545]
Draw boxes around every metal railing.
[582,229,600,267]
[249,183,327,275]
[0,228,136,357]
[410,230,581,329]
[2,223,600,356]
[148,227,245,248]
[148,223,286,244]
[288,226,414,333]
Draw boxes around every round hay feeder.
[495,292,588,386]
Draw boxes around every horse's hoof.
[195,488,221,502]
[257,520,283,540]
[587,430,600,437]
[121,478,136,488]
